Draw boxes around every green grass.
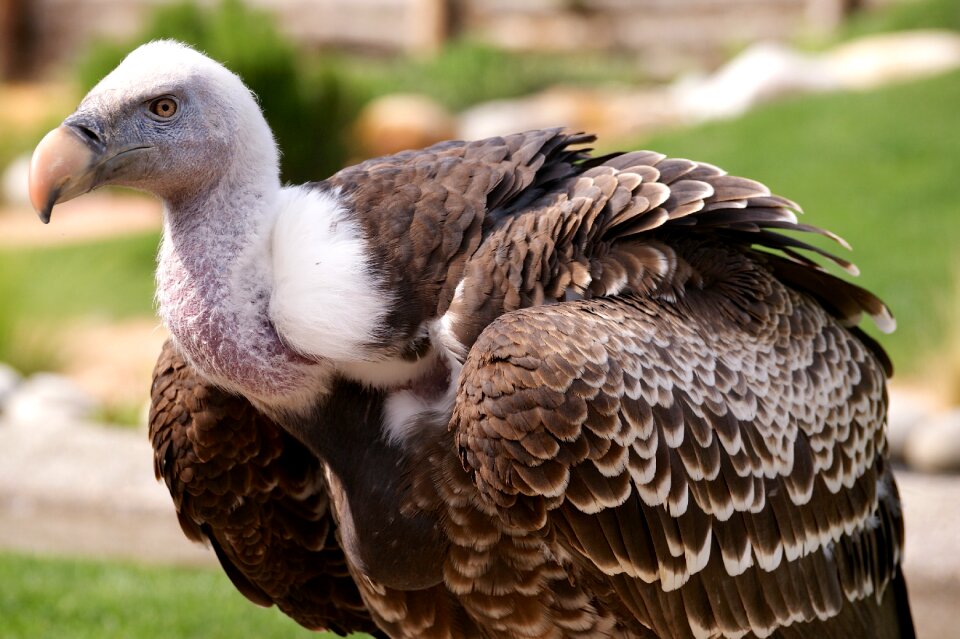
[4,72,959,377]
[838,0,960,41]
[619,69,960,375]
[331,40,641,113]
[0,231,158,320]
[93,402,147,429]
[0,231,158,374]
[0,551,371,639]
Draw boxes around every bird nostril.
[75,124,102,145]
[65,120,105,149]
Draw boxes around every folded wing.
[453,261,910,638]
[149,340,385,637]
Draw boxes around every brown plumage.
[149,344,385,637]
[148,129,913,638]
[27,45,911,638]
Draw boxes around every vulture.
[29,41,915,638]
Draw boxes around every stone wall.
[6,0,858,79]
[463,0,850,76]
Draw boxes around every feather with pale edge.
[148,129,911,638]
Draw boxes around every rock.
[1,154,31,208]
[4,373,97,426]
[458,90,580,142]
[458,86,680,143]
[671,30,960,125]
[0,406,214,565]
[671,42,839,123]
[826,30,960,91]
[458,29,960,145]
[886,386,937,462]
[354,93,455,158]
[0,363,22,413]
[905,408,960,473]
[896,468,960,639]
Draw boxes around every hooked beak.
[29,125,99,224]
[28,121,149,224]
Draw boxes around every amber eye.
[148,97,178,119]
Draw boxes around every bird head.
[29,40,274,223]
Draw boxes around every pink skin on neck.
[157,205,314,399]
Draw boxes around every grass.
[838,0,960,41]
[0,232,158,373]
[618,69,960,376]
[0,232,158,320]
[330,40,641,113]
[93,402,147,429]
[0,551,372,639]
[3,72,958,377]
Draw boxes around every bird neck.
[159,123,280,301]
[160,103,282,275]
[155,135,314,400]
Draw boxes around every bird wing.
[439,147,895,368]
[452,275,908,638]
[321,129,594,333]
[149,339,384,637]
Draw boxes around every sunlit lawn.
[1,71,958,377]
[0,19,957,639]
[0,231,159,373]
[629,69,960,375]
[0,551,371,639]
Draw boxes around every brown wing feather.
[453,242,911,639]
[149,340,384,637]
[149,131,911,638]
[442,144,893,363]
[320,129,593,351]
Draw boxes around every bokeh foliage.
[74,1,640,181]
[840,0,960,39]
[76,0,357,183]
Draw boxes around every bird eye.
[147,97,178,119]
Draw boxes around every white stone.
[459,30,960,145]
[0,363,22,413]
[671,41,839,123]
[670,30,960,126]
[0,401,212,565]
[886,386,937,462]
[895,467,960,639]
[905,408,960,474]
[1,154,31,208]
[4,373,97,426]
[826,30,960,91]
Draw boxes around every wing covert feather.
[321,129,593,348]
[453,249,905,638]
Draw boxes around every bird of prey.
[29,41,914,638]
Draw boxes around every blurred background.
[0,0,958,637]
